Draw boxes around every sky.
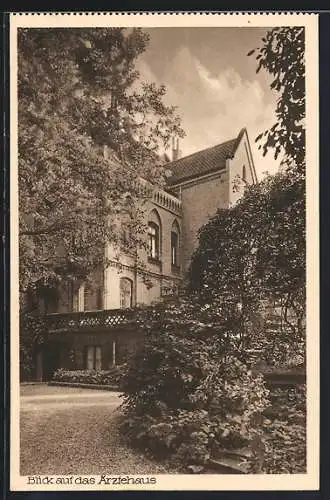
[136,27,281,179]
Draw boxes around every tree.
[189,171,305,364]
[248,27,305,175]
[188,27,306,365]
[18,28,184,295]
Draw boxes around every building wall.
[41,186,182,313]
[228,131,256,206]
[142,195,182,280]
[39,136,255,314]
[103,252,136,309]
[53,283,72,313]
[50,267,104,313]
[172,170,229,273]
[168,133,256,274]
[45,329,143,375]
[103,188,183,309]
[39,134,260,379]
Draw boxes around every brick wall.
[170,132,256,273]
[41,133,256,312]
[229,130,257,206]
[172,170,229,273]
[104,191,183,309]
[142,195,183,282]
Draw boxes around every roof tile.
[166,130,244,186]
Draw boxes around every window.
[171,231,179,266]
[71,282,85,312]
[148,222,160,260]
[121,219,132,246]
[171,221,180,269]
[85,346,102,370]
[78,284,85,311]
[242,165,247,182]
[120,277,133,309]
[43,288,59,314]
[84,283,103,311]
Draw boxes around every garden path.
[20,384,168,475]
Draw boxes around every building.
[34,128,257,380]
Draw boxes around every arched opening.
[148,209,162,261]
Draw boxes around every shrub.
[262,384,306,473]
[120,304,270,472]
[20,312,47,381]
[52,365,126,386]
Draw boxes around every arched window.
[171,220,180,268]
[148,209,162,262]
[120,278,133,309]
[71,282,85,312]
[242,165,247,182]
[148,221,160,260]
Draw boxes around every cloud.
[138,46,281,179]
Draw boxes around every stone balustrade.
[45,307,163,333]
[153,189,182,214]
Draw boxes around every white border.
[10,12,320,492]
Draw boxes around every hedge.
[52,366,126,386]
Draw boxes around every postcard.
[10,11,319,491]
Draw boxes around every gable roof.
[166,128,246,186]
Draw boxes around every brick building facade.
[35,128,257,380]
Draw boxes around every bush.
[120,304,270,472]
[20,312,47,381]
[52,365,126,386]
[262,384,306,473]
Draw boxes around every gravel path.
[20,385,168,475]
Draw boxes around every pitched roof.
[166,129,246,186]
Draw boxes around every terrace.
[45,307,163,334]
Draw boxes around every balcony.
[45,307,163,334]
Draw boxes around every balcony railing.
[45,307,163,333]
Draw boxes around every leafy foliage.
[52,366,126,386]
[18,28,184,293]
[120,303,270,472]
[248,27,305,173]
[188,27,306,366]
[120,27,307,474]
[19,311,47,379]
[262,385,306,473]
[189,170,305,367]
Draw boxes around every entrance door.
[43,342,61,381]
